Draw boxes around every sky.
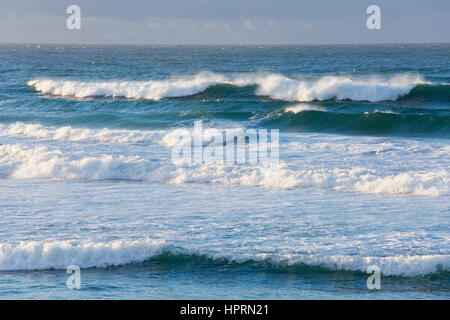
[0,0,449,44]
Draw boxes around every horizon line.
[1,41,449,46]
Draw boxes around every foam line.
[0,144,448,196]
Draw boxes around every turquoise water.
[0,44,448,299]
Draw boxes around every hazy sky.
[0,0,449,44]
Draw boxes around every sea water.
[0,44,448,299]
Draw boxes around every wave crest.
[0,240,448,276]
[28,72,426,102]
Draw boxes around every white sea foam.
[0,239,448,276]
[364,109,398,115]
[284,103,327,113]
[0,122,247,148]
[0,240,168,270]
[28,72,229,100]
[0,144,448,196]
[277,253,450,277]
[0,122,166,145]
[28,72,426,102]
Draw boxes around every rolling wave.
[397,83,450,104]
[0,240,448,277]
[274,107,450,136]
[28,72,428,102]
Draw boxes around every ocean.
[0,44,448,299]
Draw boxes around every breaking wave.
[0,240,448,277]
[28,72,427,102]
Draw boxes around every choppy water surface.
[0,44,449,299]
